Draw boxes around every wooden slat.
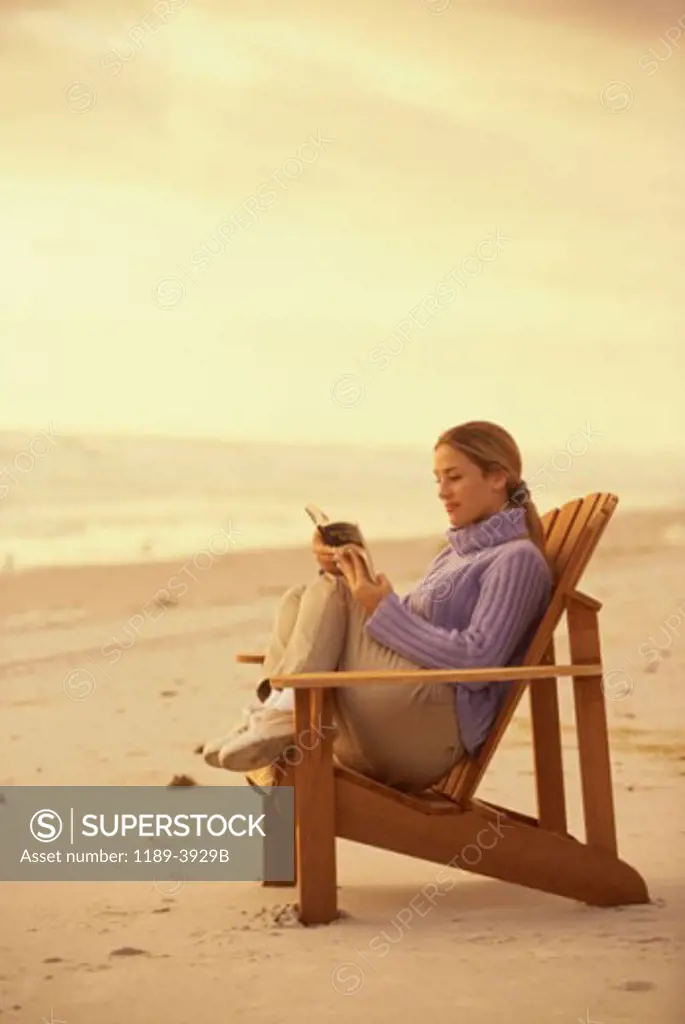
[337,763,463,815]
[294,690,338,924]
[558,494,618,596]
[236,644,599,675]
[553,493,603,581]
[545,498,584,576]
[272,663,598,689]
[430,758,469,802]
[567,601,617,855]
[541,506,560,541]
[529,639,567,834]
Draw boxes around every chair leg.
[259,760,297,888]
[568,601,618,855]
[294,689,338,924]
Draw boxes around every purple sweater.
[366,506,552,755]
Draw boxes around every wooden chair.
[236,493,650,924]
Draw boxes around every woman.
[203,421,553,792]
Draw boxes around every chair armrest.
[236,654,266,664]
[271,663,601,689]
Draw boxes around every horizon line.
[0,424,683,461]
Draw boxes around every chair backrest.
[434,492,618,804]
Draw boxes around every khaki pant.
[261,574,465,791]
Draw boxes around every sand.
[1,528,684,1023]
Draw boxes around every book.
[304,504,377,582]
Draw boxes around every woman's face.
[433,444,508,529]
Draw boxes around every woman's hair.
[434,420,547,555]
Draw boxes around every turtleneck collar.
[446,506,528,557]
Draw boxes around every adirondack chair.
[236,493,650,924]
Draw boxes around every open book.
[305,504,377,582]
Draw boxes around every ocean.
[1,431,683,570]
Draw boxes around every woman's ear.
[487,465,509,496]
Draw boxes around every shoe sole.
[203,746,223,769]
[218,733,296,772]
[203,733,247,769]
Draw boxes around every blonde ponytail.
[507,480,546,557]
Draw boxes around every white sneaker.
[203,708,253,768]
[203,706,296,772]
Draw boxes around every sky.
[1,0,683,454]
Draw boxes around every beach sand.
[1,527,684,1023]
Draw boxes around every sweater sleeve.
[365,546,551,689]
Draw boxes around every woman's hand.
[334,546,394,614]
[312,529,343,576]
